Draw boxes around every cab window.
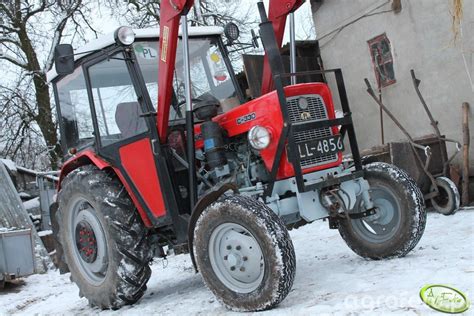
[56,67,94,151]
[88,52,148,146]
[133,36,240,120]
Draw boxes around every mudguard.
[187,183,238,271]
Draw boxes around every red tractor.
[48,0,426,311]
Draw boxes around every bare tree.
[0,0,98,169]
[0,0,257,169]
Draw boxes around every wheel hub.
[69,197,109,286]
[75,221,98,263]
[352,185,401,243]
[209,223,265,293]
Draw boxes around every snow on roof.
[47,26,224,82]
[1,158,17,172]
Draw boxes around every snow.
[1,208,473,315]
[0,159,17,172]
[18,192,32,199]
[22,197,40,210]
[37,230,52,237]
[15,166,59,182]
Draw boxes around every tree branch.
[0,3,15,20]
[0,35,21,47]
[23,0,53,22]
[0,53,29,69]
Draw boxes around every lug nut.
[243,256,248,261]
[236,245,241,250]
[230,266,236,271]
[226,245,232,250]
[240,267,245,272]
[224,255,228,260]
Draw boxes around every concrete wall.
[312,0,473,168]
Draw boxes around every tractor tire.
[194,195,296,312]
[430,177,460,215]
[338,162,427,259]
[50,202,69,273]
[56,165,153,309]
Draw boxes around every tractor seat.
[115,102,147,139]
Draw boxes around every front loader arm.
[157,0,194,142]
[260,0,304,96]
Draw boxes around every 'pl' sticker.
[135,44,158,60]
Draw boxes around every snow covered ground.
[1,208,473,315]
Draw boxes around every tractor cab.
[49,26,241,157]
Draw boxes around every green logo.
[420,285,470,314]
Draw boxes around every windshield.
[133,36,240,120]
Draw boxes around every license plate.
[297,135,344,159]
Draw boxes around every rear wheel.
[194,195,296,311]
[339,162,427,259]
[57,165,153,309]
[430,176,460,215]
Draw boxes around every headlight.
[114,26,135,46]
[224,22,240,43]
[248,126,271,150]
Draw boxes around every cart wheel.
[194,195,296,311]
[430,177,460,215]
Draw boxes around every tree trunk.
[33,73,61,169]
[17,25,61,169]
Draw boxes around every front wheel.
[338,162,427,259]
[194,195,296,311]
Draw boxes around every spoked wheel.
[194,195,296,311]
[57,165,153,309]
[339,162,427,259]
[430,177,460,215]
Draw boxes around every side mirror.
[54,44,74,75]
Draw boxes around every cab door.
[84,49,175,227]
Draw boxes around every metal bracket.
[348,208,377,219]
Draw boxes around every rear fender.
[58,150,153,227]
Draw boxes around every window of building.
[368,33,396,87]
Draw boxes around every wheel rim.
[69,197,108,285]
[351,185,402,243]
[208,223,264,294]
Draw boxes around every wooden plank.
[462,102,470,205]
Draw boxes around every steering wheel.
[176,98,201,108]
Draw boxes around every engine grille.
[286,94,338,168]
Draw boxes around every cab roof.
[47,26,224,82]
